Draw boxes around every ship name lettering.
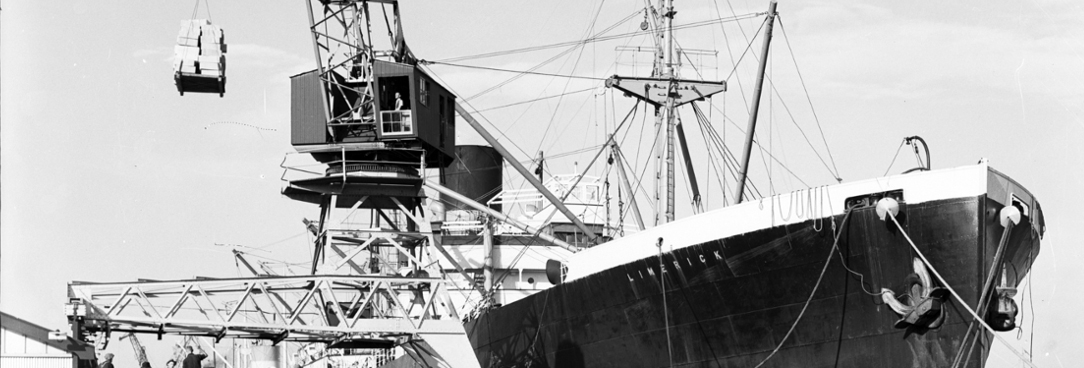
[699,254,706,263]
[713,251,723,261]
[672,260,682,273]
[646,267,656,277]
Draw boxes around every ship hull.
[464,189,1041,367]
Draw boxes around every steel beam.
[66,275,468,341]
[424,181,579,252]
[454,102,598,242]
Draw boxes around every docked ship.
[62,1,1044,368]
[463,163,1044,367]
[456,2,1046,368]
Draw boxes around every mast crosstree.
[605,0,728,224]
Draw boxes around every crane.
[119,333,150,368]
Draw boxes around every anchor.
[882,258,949,329]
[987,286,1019,331]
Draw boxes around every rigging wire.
[691,102,767,197]
[419,64,537,167]
[254,231,309,250]
[528,102,640,233]
[615,143,659,213]
[545,89,603,158]
[710,0,752,117]
[694,106,730,206]
[705,102,812,189]
[463,7,636,102]
[881,140,906,177]
[422,61,607,81]
[777,16,841,181]
[434,12,764,63]
[754,206,857,368]
[697,114,743,193]
[724,17,768,82]
[534,0,609,177]
[470,5,640,181]
[699,115,758,197]
[761,75,839,183]
[473,87,596,113]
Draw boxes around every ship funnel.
[445,145,503,212]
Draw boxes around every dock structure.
[65,275,478,368]
[71,2,483,367]
[65,2,607,367]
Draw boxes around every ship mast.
[606,0,727,225]
[660,0,677,224]
[735,1,778,204]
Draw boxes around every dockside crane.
[65,2,608,367]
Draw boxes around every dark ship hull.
[464,165,1043,367]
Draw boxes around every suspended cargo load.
[173,19,227,97]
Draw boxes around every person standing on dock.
[99,353,115,368]
[181,344,207,368]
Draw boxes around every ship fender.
[546,259,566,285]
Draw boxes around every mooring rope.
[885,212,1037,368]
[753,205,855,368]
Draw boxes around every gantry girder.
[66,275,467,344]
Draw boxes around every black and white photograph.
[2,1,1082,367]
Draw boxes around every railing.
[379,111,412,135]
[441,220,484,235]
[487,187,602,207]
[279,153,422,184]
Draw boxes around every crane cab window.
[379,76,412,136]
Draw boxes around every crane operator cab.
[290,60,456,168]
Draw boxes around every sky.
[3,1,1083,367]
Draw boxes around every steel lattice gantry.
[65,275,480,367]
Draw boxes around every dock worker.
[182,344,207,368]
[99,353,115,368]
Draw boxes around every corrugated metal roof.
[0,311,93,357]
[0,356,73,368]
[372,60,414,75]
